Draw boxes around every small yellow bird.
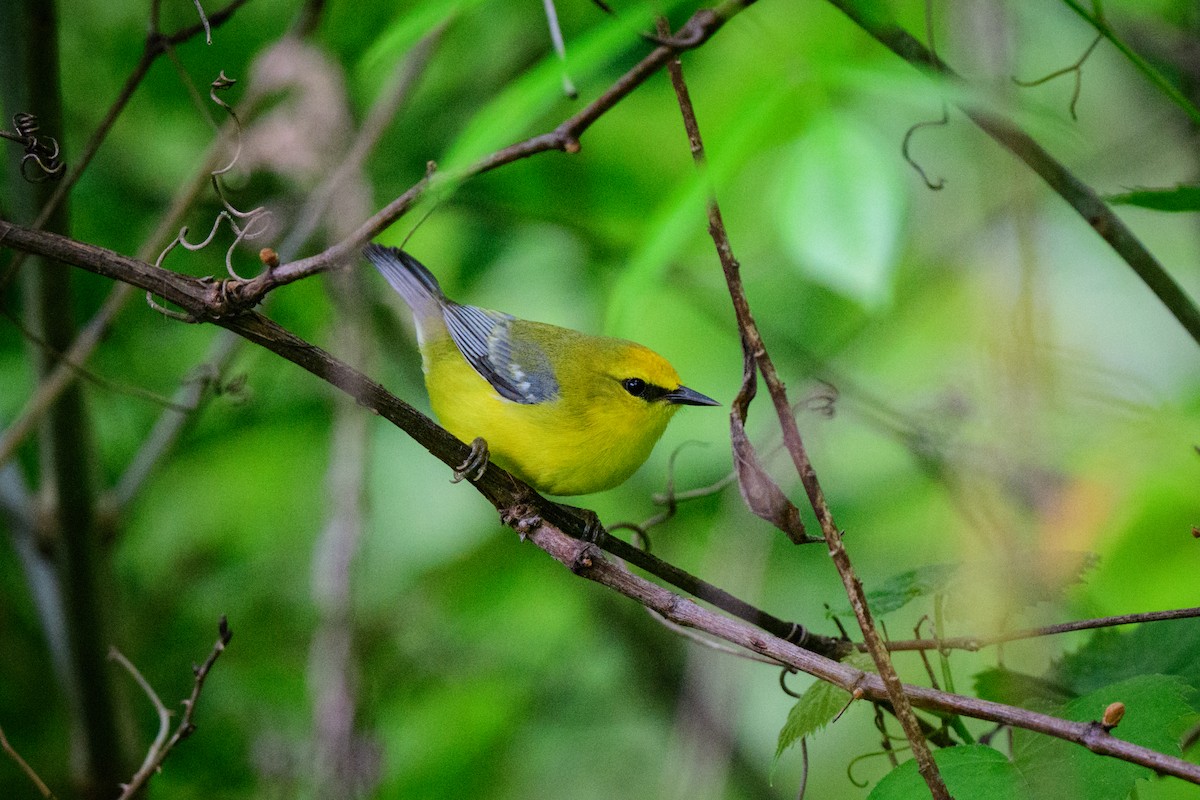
[364,244,719,495]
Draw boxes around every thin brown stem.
[109,648,172,789]
[0,221,847,662]
[882,606,1200,652]
[0,725,57,800]
[115,617,232,800]
[657,22,948,798]
[524,523,1200,784]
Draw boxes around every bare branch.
[109,648,172,789]
[524,523,1200,784]
[116,617,233,800]
[0,725,57,800]
[883,605,1200,652]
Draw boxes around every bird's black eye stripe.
[621,377,669,401]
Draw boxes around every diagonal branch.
[822,0,1200,347]
[115,617,233,800]
[224,0,759,307]
[4,220,1200,787]
[0,220,848,661]
[0,725,56,800]
[526,523,1200,785]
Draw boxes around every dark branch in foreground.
[0,221,846,661]
[5,219,1200,788]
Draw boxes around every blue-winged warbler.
[364,244,718,495]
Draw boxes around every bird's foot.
[451,437,489,484]
[554,503,607,544]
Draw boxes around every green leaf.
[773,654,876,774]
[1105,184,1200,211]
[1051,619,1200,707]
[773,680,851,770]
[437,0,673,176]
[830,553,1097,620]
[868,745,1029,800]
[828,563,958,619]
[774,113,908,309]
[1012,674,1197,800]
[973,667,1074,708]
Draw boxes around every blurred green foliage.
[2,0,1200,798]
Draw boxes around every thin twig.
[900,0,947,189]
[657,14,948,800]
[881,605,1200,652]
[1013,33,1103,120]
[542,0,578,98]
[1057,0,1200,125]
[116,617,233,800]
[0,725,57,799]
[523,523,1200,784]
[796,737,809,800]
[278,22,447,261]
[109,648,172,787]
[0,220,849,661]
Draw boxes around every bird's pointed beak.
[665,385,720,407]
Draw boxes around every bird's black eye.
[622,377,648,397]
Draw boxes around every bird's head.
[594,340,719,419]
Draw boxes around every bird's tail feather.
[363,244,445,313]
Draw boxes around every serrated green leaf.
[1051,619,1200,707]
[867,745,1028,800]
[774,113,908,309]
[1012,674,1197,800]
[773,680,851,770]
[773,654,876,775]
[1105,185,1200,211]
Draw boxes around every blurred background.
[2,0,1198,797]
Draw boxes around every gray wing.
[443,303,559,404]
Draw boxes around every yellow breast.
[420,327,680,496]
